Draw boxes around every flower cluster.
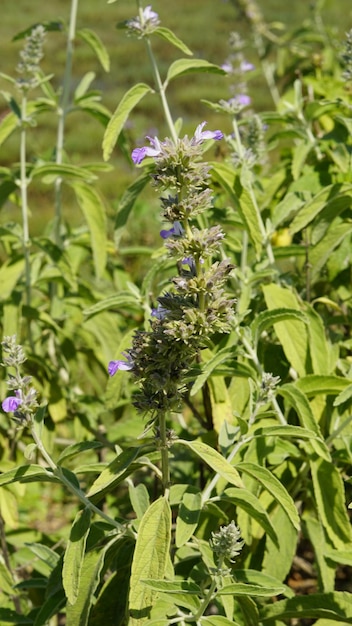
[210,521,244,562]
[1,336,39,424]
[109,122,236,423]
[124,5,160,39]
[16,24,46,93]
[221,32,254,110]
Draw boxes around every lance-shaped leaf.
[165,59,225,85]
[154,27,193,55]
[63,508,92,605]
[0,464,58,486]
[176,439,244,488]
[223,488,278,546]
[76,29,110,72]
[236,462,300,531]
[129,497,171,625]
[250,307,307,346]
[175,489,202,547]
[70,181,107,279]
[211,163,263,256]
[310,455,352,550]
[103,83,153,161]
[260,592,352,623]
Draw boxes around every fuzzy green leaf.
[176,440,244,488]
[70,181,107,278]
[0,464,58,486]
[218,582,286,596]
[165,59,225,84]
[260,592,352,623]
[103,83,153,160]
[309,222,352,278]
[76,28,110,72]
[0,259,25,301]
[141,580,201,594]
[129,497,171,625]
[251,308,307,344]
[114,171,151,245]
[154,27,193,55]
[87,447,141,501]
[289,184,352,234]
[211,163,263,256]
[57,441,103,465]
[310,456,352,550]
[236,462,300,531]
[63,508,92,605]
[262,283,308,376]
[83,293,143,319]
[223,488,278,545]
[175,490,202,547]
[129,483,150,520]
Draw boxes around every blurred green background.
[0,0,351,230]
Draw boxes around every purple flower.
[131,136,162,164]
[151,305,169,320]
[143,5,159,23]
[2,395,22,413]
[237,94,251,106]
[108,353,134,376]
[221,61,233,74]
[192,121,223,144]
[160,221,184,239]
[240,61,255,72]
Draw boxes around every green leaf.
[83,293,143,319]
[304,304,334,374]
[236,462,300,531]
[262,283,308,376]
[190,347,237,396]
[303,513,336,592]
[222,488,278,546]
[175,490,202,547]
[251,307,307,345]
[141,580,201,594]
[87,447,141,501]
[323,550,352,567]
[165,59,225,84]
[0,608,32,624]
[57,441,103,465]
[63,508,91,605]
[0,259,25,301]
[103,83,153,161]
[218,582,286,596]
[32,163,96,183]
[310,456,352,550]
[277,383,330,460]
[176,440,244,488]
[334,383,352,407]
[25,543,60,574]
[0,464,58,486]
[70,181,107,278]
[33,589,66,626]
[211,163,263,256]
[295,375,351,397]
[129,497,171,625]
[114,172,151,246]
[74,71,96,101]
[309,222,352,278]
[289,184,352,235]
[234,569,293,597]
[66,537,118,626]
[200,616,242,626]
[76,28,110,72]
[153,27,193,55]
[260,592,352,623]
[129,483,150,520]
[0,111,18,147]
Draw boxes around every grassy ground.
[0,0,351,229]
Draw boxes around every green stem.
[54,0,79,244]
[30,424,133,535]
[20,95,31,306]
[135,0,177,143]
[158,411,170,498]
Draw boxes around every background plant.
[0,1,352,625]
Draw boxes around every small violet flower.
[2,395,22,413]
[131,122,223,165]
[108,353,134,376]
[192,121,223,144]
[160,221,184,239]
[151,305,169,320]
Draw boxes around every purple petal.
[132,147,148,165]
[192,121,223,144]
[160,221,183,239]
[108,359,133,376]
[2,396,22,413]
